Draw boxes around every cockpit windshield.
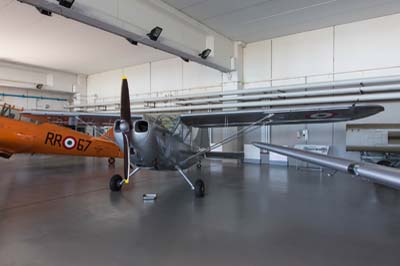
[0,103,22,120]
[154,115,180,133]
[0,103,40,123]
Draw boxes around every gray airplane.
[108,77,384,197]
[23,77,384,197]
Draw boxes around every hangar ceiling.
[162,0,400,42]
[2,0,400,74]
[0,0,173,75]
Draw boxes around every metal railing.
[69,66,400,114]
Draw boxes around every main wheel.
[194,179,205,198]
[108,157,116,165]
[110,174,123,192]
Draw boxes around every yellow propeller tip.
[122,75,127,80]
[124,179,129,184]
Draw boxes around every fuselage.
[114,114,208,170]
[0,116,123,159]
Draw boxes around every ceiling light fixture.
[199,49,212,59]
[147,27,163,41]
[181,57,190,63]
[57,0,75,8]
[36,7,52,16]
[126,38,138,46]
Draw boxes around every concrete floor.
[0,155,400,266]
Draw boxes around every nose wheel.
[110,174,123,191]
[110,167,141,192]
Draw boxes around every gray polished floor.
[0,155,399,266]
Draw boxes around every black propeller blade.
[120,77,133,134]
[120,76,132,183]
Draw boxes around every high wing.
[180,105,384,128]
[21,111,143,126]
[22,104,383,127]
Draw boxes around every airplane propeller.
[110,77,142,192]
[120,76,133,184]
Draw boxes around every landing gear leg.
[176,166,205,198]
[196,160,202,169]
[109,166,141,192]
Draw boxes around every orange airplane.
[0,103,123,163]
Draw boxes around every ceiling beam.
[17,0,234,73]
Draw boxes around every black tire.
[108,157,116,165]
[110,174,123,192]
[377,160,392,167]
[194,179,205,198]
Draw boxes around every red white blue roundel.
[308,112,336,119]
[63,136,77,149]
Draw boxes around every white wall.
[271,27,334,83]
[244,13,400,86]
[0,87,68,110]
[87,59,222,99]
[243,40,271,88]
[335,14,400,78]
[0,61,86,110]
[242,13,400,160]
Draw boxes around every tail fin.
[100,128,116,141]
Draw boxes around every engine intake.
[135,120,149,133]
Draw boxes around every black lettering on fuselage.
[45,132,55,145]
[54,134,62,147]
[45,132,90,152]
[45,132,62,147]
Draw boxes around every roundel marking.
[308,112,336,119]
[63,136,77,150]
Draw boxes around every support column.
[221,42,245,153]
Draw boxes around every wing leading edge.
[180,105,384,128]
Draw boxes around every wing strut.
[179,114,273,166]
